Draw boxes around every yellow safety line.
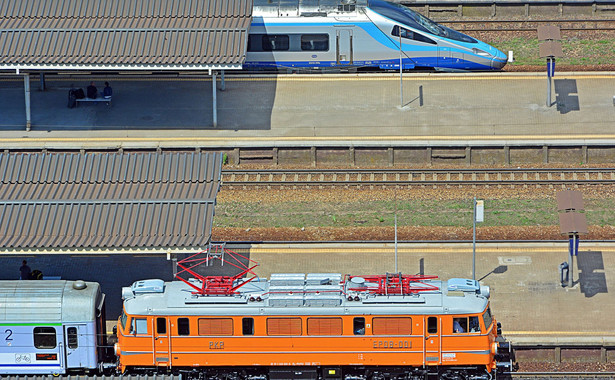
[232,246,615,254]
[506,331,615,336]
[3,134,615,143]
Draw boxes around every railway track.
[221,168,615,187]
[440,18,615,32]
[509,373,615,379]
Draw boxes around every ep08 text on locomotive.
[245,0,507,72]
[115,274,513,379]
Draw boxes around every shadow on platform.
[577,250,608,297]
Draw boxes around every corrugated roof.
[0,0,252,69]
[0,152,222,251]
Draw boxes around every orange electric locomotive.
[115,271,513,380]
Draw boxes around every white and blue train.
[245,0,507,71]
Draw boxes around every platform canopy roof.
[0,0,253,71]
[0,151,223,254]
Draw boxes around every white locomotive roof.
[0,280,102,323]
[253,0,368,17]
[123,274,490,316]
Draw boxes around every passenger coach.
[0,280,107,375]
[116,273,510,379]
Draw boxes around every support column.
[24,74,31,131]
[39,73,46,91]
[212,71,217,128]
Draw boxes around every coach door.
[336,29,353,65]
[153,317,170,367]
[65,324,87,368]
[424,316,441,365]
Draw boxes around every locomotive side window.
[178,318,190,336]
[307,317,342,335]
[242,318,254,336]
[33,327,57,349]
[67,327,78,349]
[482,307,493,329]
[469,316,481,332]
[427,317,438,334]
[392,25,436,45]
[373,317,412,335]
[132,318,148,335]
[353,317,365,335]
[262,35,290,51]
[301,34,329,51]
[157,318,167,334]
[453,317,467,333]
[267,317,302,335]
[198,318,233,336]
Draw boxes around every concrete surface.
[1,73,615,149]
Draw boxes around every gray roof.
[0,151,222,252]
[0,0,252,70]
[0,280,102,323]
[123,275,490,316]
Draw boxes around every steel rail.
[221,168,615,187]
[438,18,615,32]
[510,372,615,379]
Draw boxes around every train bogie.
[0,280,106,375]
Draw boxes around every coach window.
[427,317,438,334]
[243,318,254,335]
[353,317,365,335]
[301,34,329,51]
[157,318,167,335]
[34,327,57,349]
[178,318,190,336]
[392,25,436,45]
[262,35,290,51]
[67,327,78,349]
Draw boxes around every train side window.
[157,318,167,335]
[453,317,467,333]
[132,318,148,335]
[469,316,481,333]
[301,34,329,51]
[178,318,190,336]
[34,327,57,349]
[243,318,254,336]
[427,317,438,334]
[67,327,78,349]
[392,25,436,45]
[262,35,290,51]
[353,317,365,335]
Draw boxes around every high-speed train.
[245,0,507,71]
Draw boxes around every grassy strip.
[215,199,611,228]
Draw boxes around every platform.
[1,72,615,149]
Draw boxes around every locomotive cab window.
[453,317,467,333]
[178,318,190,336]
[392,25,436,45]
[469,316,481,332]
[33,327,57,349]
[353,317,365,335]
[243,318,254,335]
[482,307,493,330]
[131,318,148,335]
[157,317,167,334]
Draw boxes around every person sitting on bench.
[102,82,113,99]
[86,81,98,99]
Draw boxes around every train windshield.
[368,0,477,43]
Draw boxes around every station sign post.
[538,26,563,107]
[556,190,588,288]
[473,198,484,280]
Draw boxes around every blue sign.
[568,236,579,256]
[547,58,556,77]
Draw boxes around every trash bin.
[559,262,569,286]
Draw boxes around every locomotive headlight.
[114,343,120,356]
[492,342,498,356]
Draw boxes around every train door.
[336,29,353,65]
[64,324,87,369]
[423,316,441,365]
[153,317,170,367]
[437,46,452,68]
